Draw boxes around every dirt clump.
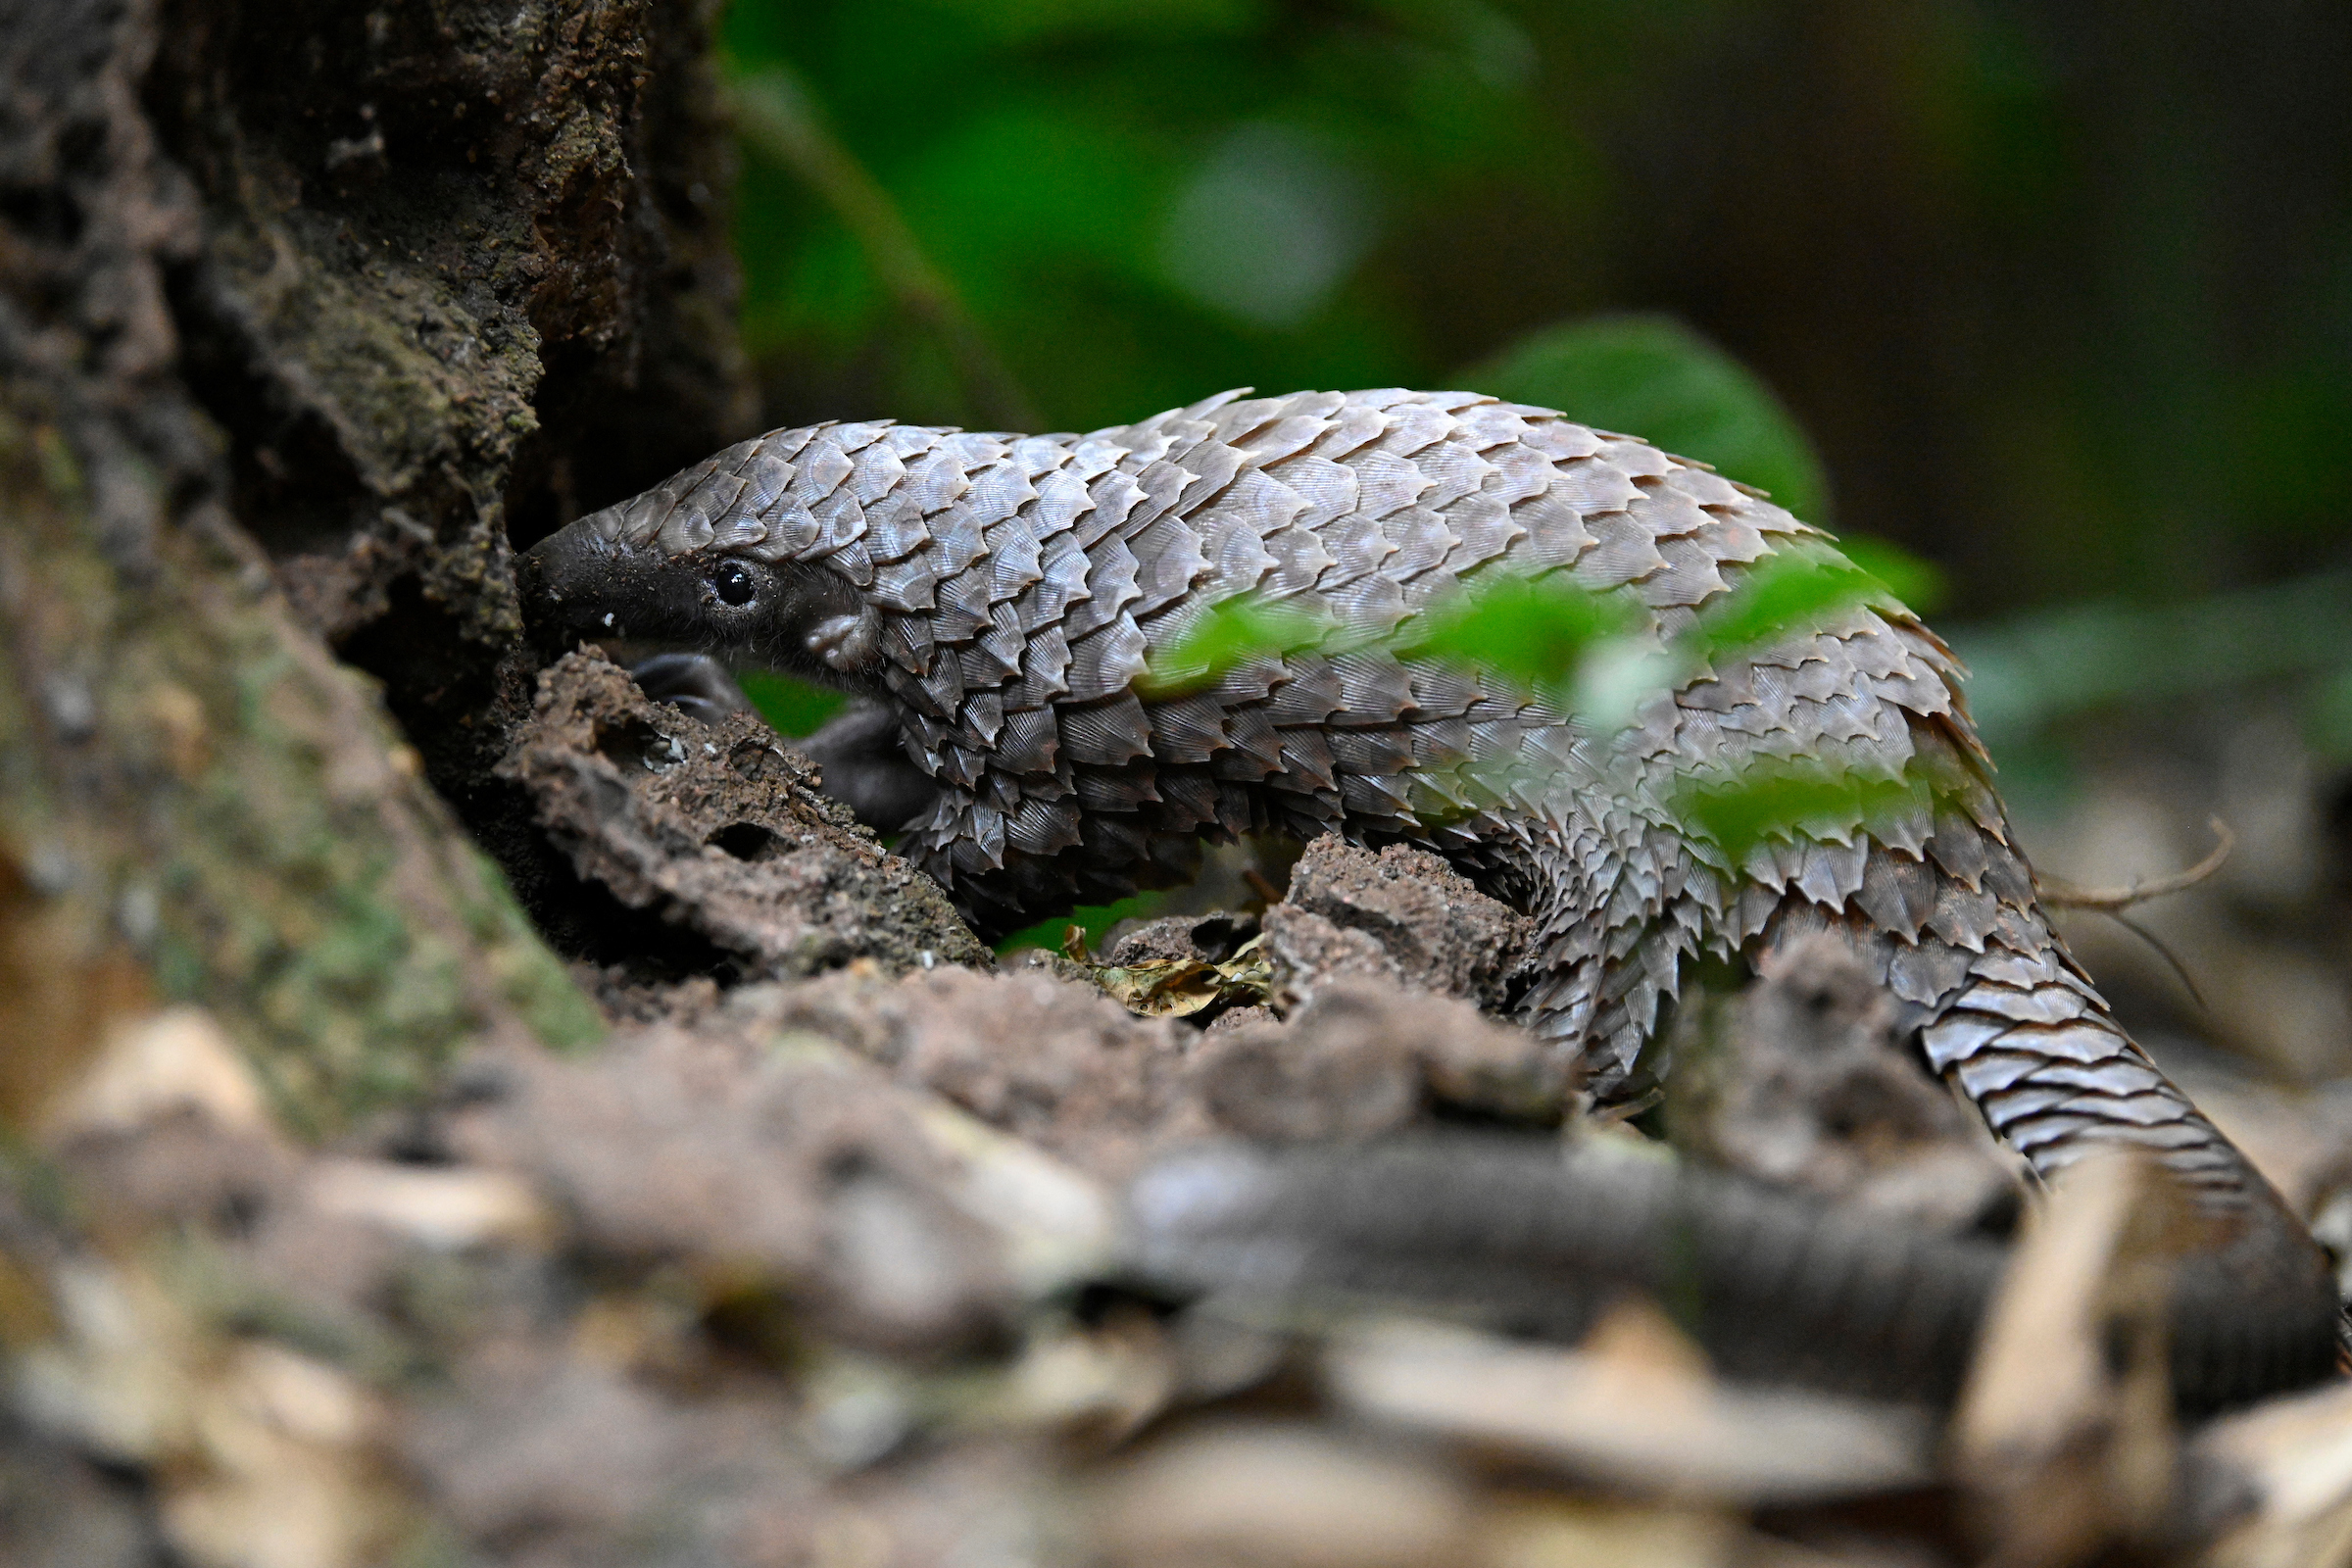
[1264,839,1533,1010]
[752,958,1573,1183]
[500,650,990,983]
[437,1023,1040,1354]
[1664,934,2018,1234]
[1192,979,1575,1142]
[744,963,1208,1180]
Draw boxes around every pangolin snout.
[519,513,638,650]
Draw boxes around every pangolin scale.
[522,387,2343,1404]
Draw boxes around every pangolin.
[521,387,2343,1406]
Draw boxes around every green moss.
[0,402,601,1137]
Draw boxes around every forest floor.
[12,646,2352,1568]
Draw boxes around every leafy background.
[714,0,2352,943]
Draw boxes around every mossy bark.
[0,408,599,1133]
[0,0,756,1132]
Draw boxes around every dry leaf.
[1063,927,1275,1017]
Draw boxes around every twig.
[727,70,1040,433]
[2038,816,2231,1013]
[2105,910,2209,1012]
[2038,817,2233,911]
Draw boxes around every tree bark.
[0,0,755,1131]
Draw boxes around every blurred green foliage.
[724,0,2349,617]
[1687,545,1915,660]
[722,0,2352,886]
[1955,569,2352,751]
[1126,529,1942,725]
[1123,536,1947,857]
[724,0,1551,432]
[2311,665,2352,764]
[1136,595,1333,699]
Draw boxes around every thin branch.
[2106,910,2210,1012]
[2039,816,2233,911]
[727,70,1040,434]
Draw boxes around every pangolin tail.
[1914,898,2346,1408]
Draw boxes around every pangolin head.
[519,429,888,693]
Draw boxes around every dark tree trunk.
[0,0,756,1129]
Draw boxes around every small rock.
[45,1006,269,1142]
[304,1159,553,1252]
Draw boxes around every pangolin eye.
[712,560,758,607]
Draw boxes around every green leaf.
[1137,575,1644,710]
[1671,760,1930,863]
[1689,549,1886,660]
[1400,573,1641,695]
[1682,536,1945,671]
[1459,314,1832,522]
[1137,594,1332,698]
[738,670,849,737]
